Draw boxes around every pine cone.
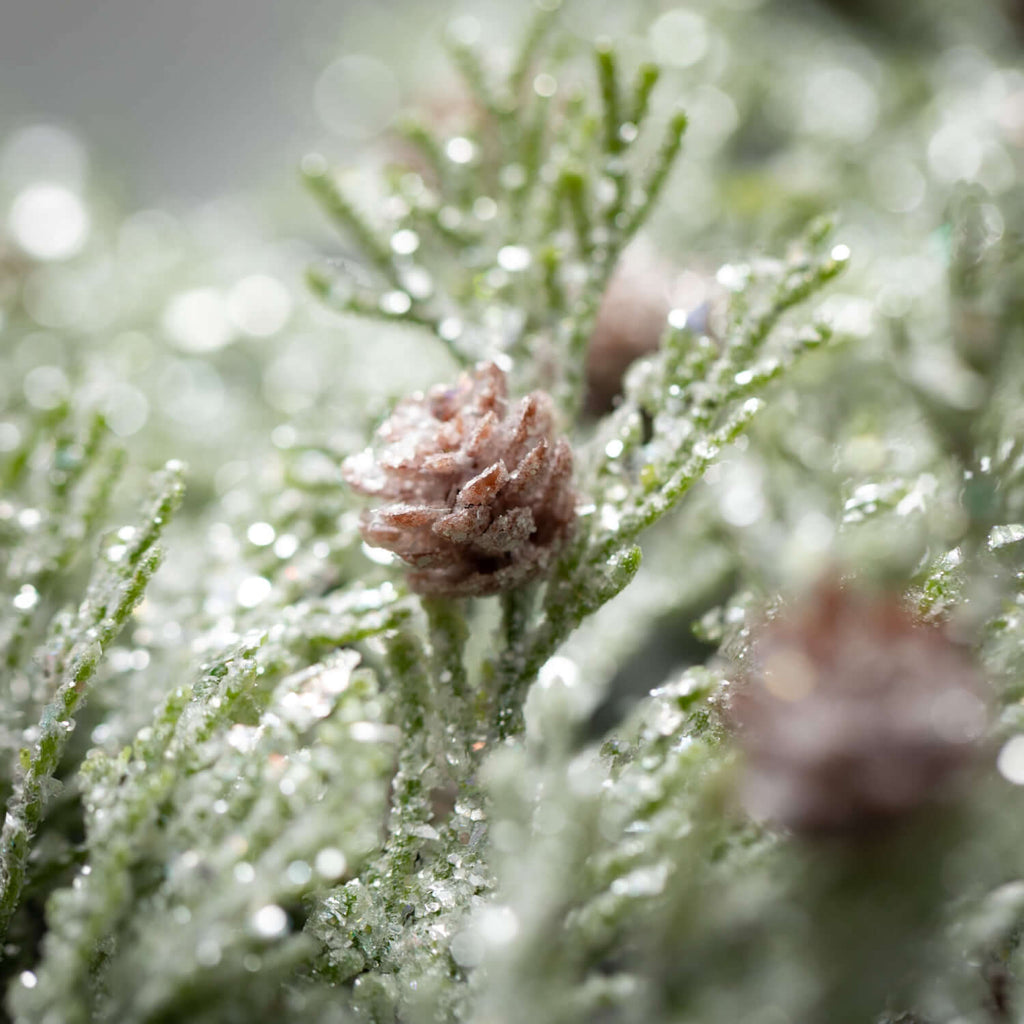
[585,248,675,416]
[584,245,717,416]
[342,362,576,597]
[729,582,987,834]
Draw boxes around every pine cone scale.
[457,460,510,507]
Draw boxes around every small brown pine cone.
[728,582,987,835]
[342,362,576,597]
[585,248,675,416]
[585,245,719,416]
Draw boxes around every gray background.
[0,0,379,206]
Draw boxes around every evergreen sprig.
[13,620,400,1022]
[303,6,688,417]
[0,446,184,945]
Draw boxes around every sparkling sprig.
[304,5,688,418]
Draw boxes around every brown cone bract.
[729,582,986,834]
[343,362,576,597]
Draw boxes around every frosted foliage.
[10,633,395,1023]
[5,5,1024,1024]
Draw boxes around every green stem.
[422,596,473,746]
[623,109,687,236]
[302,164,400,288]
[595,42,624,156]
[631,63,660,126]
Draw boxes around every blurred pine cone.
[585,245,717,416]
[729,582,987,834]
[342,362,576,597]
[585,247,675,416]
